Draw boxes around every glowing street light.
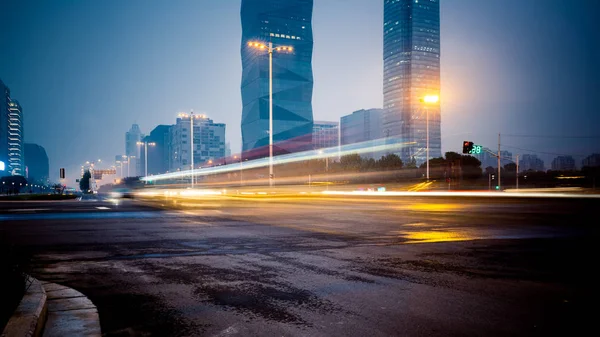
[247,40,293,187]
[421,94,439,181]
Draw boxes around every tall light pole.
[137,141,156,179]
[422,95,439,181]
[190,110,195,188]
[247,41,293,187]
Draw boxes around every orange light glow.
[423,95,439,104]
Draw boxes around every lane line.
[7,208,51,212]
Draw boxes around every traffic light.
[60,168,65,179]
[462,141,474,154]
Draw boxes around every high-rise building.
[125,124,144,176]
[24,143,49,184]
[0,79,10,176]
[383,0,441,164]
[240,0,314,157]
[139,125,171,176]
[312,121,339,150]
[7,100,24,176]
[519,154,545,172]
[551,155,576,171]
[582,153,600,168]
[168,114,226,172]
[341,109,383,159]
[0,79,25,177]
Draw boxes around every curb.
[1,276,101,337]
[1,276,47,337]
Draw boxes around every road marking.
[8,208,50,212]
[96,207,110,210]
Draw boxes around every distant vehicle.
[110,187,134,199]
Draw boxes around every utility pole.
[497,133,501,190]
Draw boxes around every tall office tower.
[383,0,441,164]
[340,109,383,159]
[7,100,24,176]
[125,124,144,176]
[139,125,171,176]
[0,79,10,176]
[240,0,314,158]
[24,143,49,183]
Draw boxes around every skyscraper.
[125,124,144,176]
[7,100,24,176]
[0,79,10,176]
[139,125,171,176]
[24,143,49,183]
[0,79,24,177]
[240,0,314,157]
[383,0,441,164]
[341,109,384,159]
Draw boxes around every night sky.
[1,0,598,185]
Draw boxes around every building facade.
[312,121,338,150]
[168,114,226,172]
[582,153,600,168]
[0,80,25,177]
[0,80,10,176]
[7,100,24,176]
[383,0,441,164]
[519,154,545,172]
[24,143,49,184]
[125,124,144,176]
[341,109,383,159]
[551,155,576,171]
[240,0,314,156]
[139,125,171,176]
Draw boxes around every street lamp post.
[190,110,195,188]
[422,95,439,181]
[137,141,156,179]
[247,41,293,187]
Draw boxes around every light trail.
[141,137,415,182]
[321,190,600,199]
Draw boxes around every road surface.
[0,193,597,336]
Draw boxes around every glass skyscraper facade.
[383,0,441,164]
[240,0,314,157]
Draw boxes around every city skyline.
[1,0,599,185]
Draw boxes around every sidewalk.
[1,276,101,337]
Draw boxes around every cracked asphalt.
[0,194,597,336]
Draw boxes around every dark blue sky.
[1,0,598,184]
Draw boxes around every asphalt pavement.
[0,193,597,336]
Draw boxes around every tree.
[504,162,517,172]
[377,153,403,170]
[79,170,91,193]
[340,154,363,171]
[405,156,417,169]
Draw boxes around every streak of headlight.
[321,190,600,199]
[141,137,414,182]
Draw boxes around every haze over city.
[1,0,599,185]
[2,2,600,337]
